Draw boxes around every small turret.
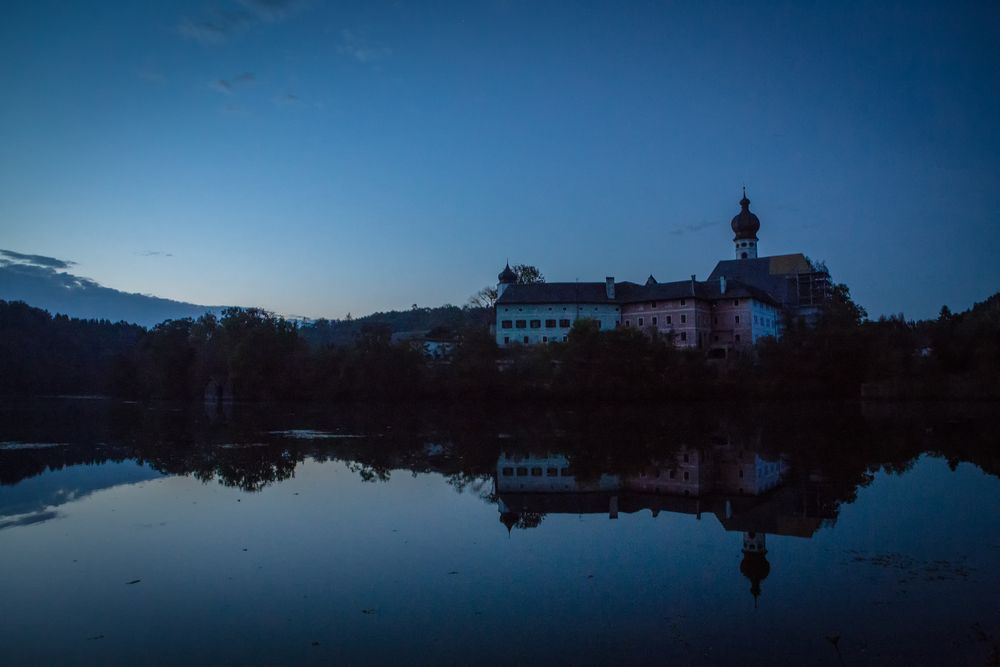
[497,262,517,298]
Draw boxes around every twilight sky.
[1,0,998,320]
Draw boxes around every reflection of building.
[495,441,818,605]
[494,190,831,352]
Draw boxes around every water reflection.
[496,441,824,605]
[0,398,998,665]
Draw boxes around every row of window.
[501,466,572,477]
[500,318,574,329]
[503,335,568,345]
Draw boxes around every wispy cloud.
[0,249,76,270]
[669,220,720,236]
[338,29,392,63]
[138,251,174,258]
[209,71,256,94]
[178,0,307,44]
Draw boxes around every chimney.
[605,276,615,300]
[720,275,727,294]
[690,274,696,292]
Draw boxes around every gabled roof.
[707,254,815,305]
[495,278,778,307]
[496,282,639,305]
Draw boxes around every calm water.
[1,398,998,666]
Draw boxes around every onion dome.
[498,262,517,284]
[740,551,771,607]
[731,187,760,240]
[499,511,519,533]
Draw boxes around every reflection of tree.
[515,512,544,529]
[345,461,392,483]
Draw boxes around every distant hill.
[0,249,225,327]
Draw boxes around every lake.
[1,398,998,665]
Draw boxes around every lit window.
[515,319,526,328]
[529,320,541,329]
[501,320,513,329]
[559,319,570,327]
[531,467,542,477]
[546,467,558,477]
[545,319,556,327]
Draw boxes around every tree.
[468,264,545,308]
[512,264,544,284]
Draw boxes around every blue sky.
[1,0,998,319]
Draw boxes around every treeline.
[1,287,998,401]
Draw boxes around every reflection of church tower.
[499,511,519,534]
[740,532,770,607]
[731,188,761,260]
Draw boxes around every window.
[625,320,631,328]
[546,467,558,477]
[562,335,568,341]
[523,336,529,344]
[683,471,690,481]
[680,299,686,306]
[754,315,758,324]
[503,336,510,344]
[515,319,526,328]
[559,319,571,327]
[683,454,689,463]
[516,467,527,476]
[542,336,548,343]
[733,299,739,306]
[666,315,672,324]
[501,320,513,329]
[680,332,687,341]
[652,316,658,326]
[531,467,542,477]
[669,469,676,479]
[596,321,602,329]
[735,334,741,343]
[638,317,644,326]
[650,301,656,308]
[735,315,740,324]
[739,469,744,478]
[713,335,719,342]
[502,467,513,476]
[545,319,556,327]
[681,314,687,324]
[529,320,541,329]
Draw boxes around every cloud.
[338,29,392,63]
[0,251,225,327]
[0,249,76,270]
[210,71,256,94]
[0,510,60,531]
[178,0,307,44]
[273,92,302,106]
[669,220,721,236]
[178,10,256,44]
[138,251,174,258]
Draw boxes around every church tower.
[740,531,770,608]
[497,261,517,298]
[731,188,761,260]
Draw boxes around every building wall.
[619,299,713,349]
[496,303,621,347]
[626,447,715,496]
[496,453,621,493]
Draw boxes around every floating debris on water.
[268,430,368,440]
[126,579,141,585]
[0,442,69,451]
